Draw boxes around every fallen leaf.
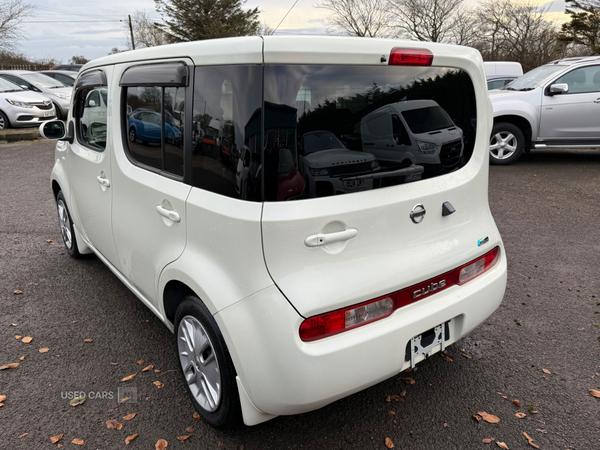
[72,320,78,323]
[177,435,191,443]
[50,434,64,444]
[140,320,150,324]
[478,412,500,423]
[462,354,472,359]
[0,395,5,403]
[404,367,412,372]
[15,335,22,339]
[117,423,123,430]
[473,414,482,422]
[483,438,494,444]
[106,420,118,429]
[385,437,394,448]
[14,290,23,295]
[536,429,547,434]
[388,411,395,418]
[460,348,466,352]
[39,348,49,353]
[123,413,137,421]
[70,394,86,407]
[58,445,63,449]
[530,410,538,414]
[515,412,527,418]
[119,397,131,404]
[443,423,448,427]
[496,442,508,449]
[590,389,600,398]
[502,396,508,399]
[441,352,454,362]
[154,381,164,389]
[142,365,154,372]
[0,403,4,407]
[512,400,521,407]
[386,394,405,402]
[110,362,118,365]
[403,377,416,384]
[10,323,17,326]
[155,439,168,449]
[125,434,138,445]
[155,369,160,373]
[542,368,551,374]
[523,432,540,449]
[19,356,24,361]
[0,363,19,370]
[84,339,93,343]
[20,336,32,343]
[18,433,28,438]
[137,360,144,365]
[122,374,136,382]
[107,409,114,413]
[185,427,195,433]
[193,412,200,421]
[47,239,53,243]
[72,438,84,445]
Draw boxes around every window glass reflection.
[126,86,162,170]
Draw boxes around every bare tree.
[315,0,393,37]
[125,10,169,50]
[388,0,466,42]
[0,0,33,51]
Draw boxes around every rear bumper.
[215,249,507,420]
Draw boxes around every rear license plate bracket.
[405,321,450,369]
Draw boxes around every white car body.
[48,36,506,427]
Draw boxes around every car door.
[539,65,600,142]
[67,68,119,263]
[110,61,191,306]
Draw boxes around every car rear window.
[262,65,477,201]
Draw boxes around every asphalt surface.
[1,141,599,450]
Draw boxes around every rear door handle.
[305,228,358,247]
[595,98,600,103]
[96,175,110,187]
[156,205,181,223]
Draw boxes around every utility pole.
[129,14,135,50]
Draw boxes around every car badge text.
[413,280,446,299]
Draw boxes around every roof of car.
[546,56,600,66]
[40,70,76,77]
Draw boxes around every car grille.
[33,103,53,110]
[440,140,462,168]
[330,161,373,177]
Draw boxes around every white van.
[42,36,507,428]
[360,99,463,176]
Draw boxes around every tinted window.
[125,86,184,176]
[192,66,262,200]
[554,65,600,94]
[75,86,108,151]
[263,65,476,200]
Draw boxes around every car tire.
[128,127,136,142]
[489,123,524,165]
[0,110,10,130]
[56,191,81,258]
[174,296,242,429]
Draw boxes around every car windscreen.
[504,64,566,91]
[0,77,24,92]
[401,106,454,134]
[302,131,345,154]
[21,73,66,89]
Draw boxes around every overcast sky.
[20,0,566,64]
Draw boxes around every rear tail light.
[389,48,433,66]
[299,247,500,341]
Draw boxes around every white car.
[42,36,506,428]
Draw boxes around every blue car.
[128,109,182,145]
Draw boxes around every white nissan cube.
[42,36,507,428]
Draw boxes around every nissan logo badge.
[410,204,426,224]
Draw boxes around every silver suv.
[489,56,600,164]
[0,77,56,130]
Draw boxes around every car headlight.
[6,99,33,108]
[416,141,437,154]
[54,92,71,100]
[309,167,330,176]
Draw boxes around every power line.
[23,20,122,23]
[273,0,299,33]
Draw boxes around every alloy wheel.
[57,199,73,249]
[490,131,517,160]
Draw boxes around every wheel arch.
[493,115,533,151]
[52,179,61,201]
[0,109,11,128]
[163,280,197,325]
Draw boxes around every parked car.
[0,76,56,129]
[41,36,506,428]
[489,56,600,164]
[360,99,463,177]
[39,70,77,87]
[484,61,523,90]
[0,70,71,120]
[128,109,182,146]
[49,64,83,72]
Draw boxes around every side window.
[125,85,184,176]
[75,86,108,151]
[192,65,262,200]
[554,66,600,94]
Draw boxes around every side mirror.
[549,83,568,95]
[39,120,66,140]
[88,99,96,107]
[20,85,29,90]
